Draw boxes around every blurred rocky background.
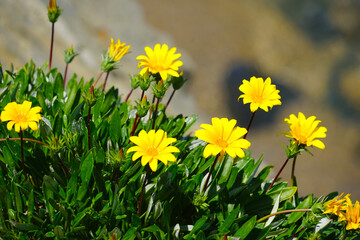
[1,0,360,198]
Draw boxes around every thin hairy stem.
[0,138,48,146]
[91,71,104,89]
[291,156,298,187]
[125,89,133,102]
[258,209,311,223]
[152,97,160,130]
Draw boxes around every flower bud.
[136,96,151,117]
[64,45,79,64]
[139,71,152,91]
[130,74,141,90]
[152,80,169,99]
[47,0,62,23]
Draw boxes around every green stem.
[257,209,311,223]
[243,111,256,139]
[138,167,151,217]
[87,105,92,150]
[19,130,27,181]
[202,155,219,195]
[291,156,298,187]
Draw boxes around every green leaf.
[219,205,240,234]
[122,227,137,240]
[218,156,234,184]
[77,152,94,201]
[184,216,208,239]
[286,194,313,224]
[266,187,297,203]
[233,215,257,238]
[109,108,121,142]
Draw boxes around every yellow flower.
[283,112,327,149]
[127,129,180,172]
[238,76,282,112]
[323,193,349,217]
[195,117,251,159]
[108,38,131,62]
[136,43,183,81]
[0,101,42,132]
[338,197,360,230]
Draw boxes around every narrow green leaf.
[184,216,208,239]
[219,205,240,234]
[77,152,94,201]
[218,156,234,184]
[233,215,257,238]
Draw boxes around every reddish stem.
[63,63,69,88]
[202,155,219,194]
[152,98,160,130]
[267,157,291,191]
[102,72,110,92]
[48,22,55,71]
[125,89,133,102]
[137,167,151,217]
[243,111,256,139]
[165,89,176,110]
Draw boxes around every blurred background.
[1,0,360,199]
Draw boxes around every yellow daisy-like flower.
[238,76,282,112]
[136,43,183,81]
[195,117,251,159]
[338,197,360,230]
[0,101,42,133]
[127,129,180,172]
[108,38,131,62]
[283,112,327,149]
[323,193,350,217]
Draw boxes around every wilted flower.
[127,129,179,171]
[283,112,327,149]
[195,117,251,159]
[238,76,281,112]
[0,101,42,132]
[136,43,183,81]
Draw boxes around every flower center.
[252,94,264,104]
[15,113,27,123]
[153,64,166,72]
[147,147,159,157]
[215,138,228,149]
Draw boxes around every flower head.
[283,112,327,149]
[238,76,282,112]
[127,129,180,172]
[1,101,42,132]
[195,117,251,159]
[48,0,57,12]
[136,43,183,81]
[323,193,350,217]
[108,38,131,62]
[338,197,360,230]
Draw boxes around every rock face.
[1,0,360,199]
